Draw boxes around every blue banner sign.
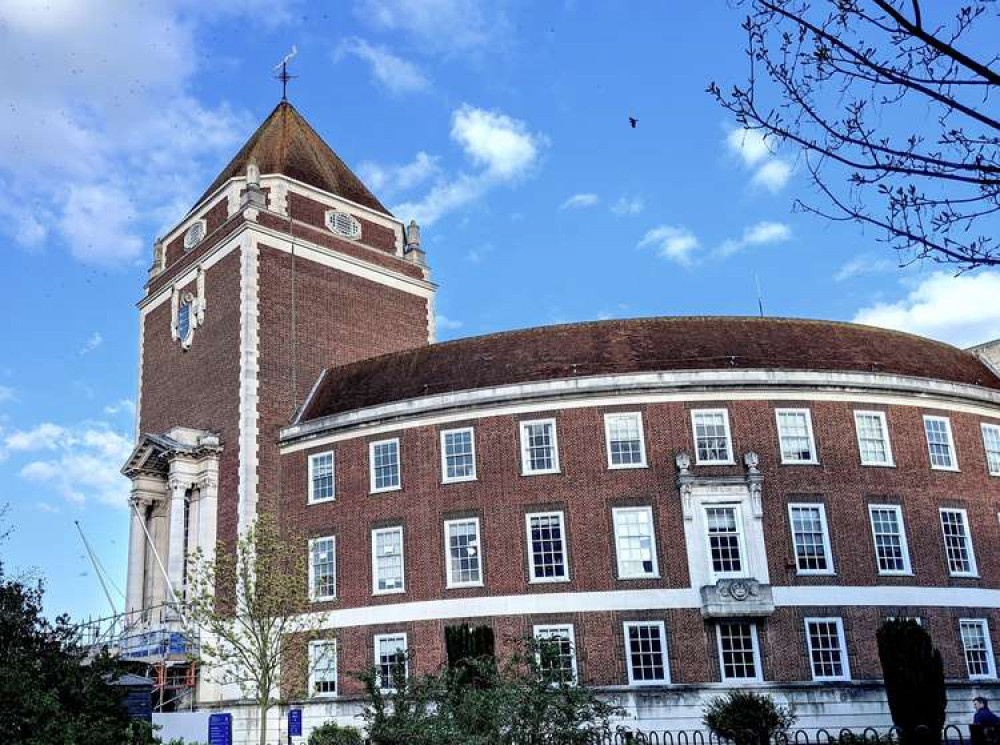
[288,709,303,736]
[208,713,232,745]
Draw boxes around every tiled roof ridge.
[191,100,391,215]
[325,315,981,375]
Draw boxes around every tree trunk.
[259,701,269,745]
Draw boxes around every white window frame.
[959,619,997,680]
[775,408,819,465]
[369,438,401,494]
[716,621,763,683]
[867,504,912,575]
[373,633,409,692]
[526,510,570,583]
[804,617,851,682]
[308,536,337,602]
[787,503,835,576]
[923,415,959,471]
[444,517,484,589]
[604,412,648,469]
[440,427,477,484]
[533,624,578,685]
[612,506,660,579]
[939,507,978,577]
[691,408,735,465]
[704,503,747,582]
[371,526,405,596]
[854,410,894,467]
[519,418,561,475]
[308,639,338,698]
[623,620,671,686]
[307,451,335,504]
[981,423,1000,476]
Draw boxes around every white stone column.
[166,477,191,601]
[196,473,219,565]
[148,501,170,614]
[125,496,150,618]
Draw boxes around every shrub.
[307,722,364,745]
[876,619,946,745]
[703,691,796,745]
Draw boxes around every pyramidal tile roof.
[194,100,391,215]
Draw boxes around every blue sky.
[1,0,998,621]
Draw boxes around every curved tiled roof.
[194,101,391,215]
[297,317,1000,422]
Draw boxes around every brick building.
[121,100,1000,738]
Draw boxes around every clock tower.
[120,100,435,707]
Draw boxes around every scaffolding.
[73,604,199,712]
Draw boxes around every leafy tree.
[703,690,796,745]
[184,517,327,745]
[358,637,619,745]
[0,564,142,745]
[876,619,946,744]
[710,1,1000,270]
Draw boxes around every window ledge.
[373,588,406,596]
[780,460,821,467]
[442,476,478,485]
[529,577,571,585]
[608,463,649,471]
[446,581,485,590]
[618,573,661,581]
[370,486,402,495]
[307,497,336,506]
[930,466,960,473]
[521,469,561,477]
[860,462,896,468]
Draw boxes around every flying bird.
[629,117,638,129]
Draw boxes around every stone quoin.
[121,100,1000,740]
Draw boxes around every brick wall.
[280,396,1000,693]
[255,240,430,522]
[139,248,243,550]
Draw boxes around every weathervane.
[273,46,298,101]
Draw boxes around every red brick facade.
[282,396,1000,696]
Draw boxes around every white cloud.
[104,399,137,416]
[726,128,773,167]
[355,0,501,53]
[80,331,103,355]
[725,128,793,194]
[4,422,132,507]
[0,2,273,266]
[834,255,895,282]
[450,105,542,180]
[716,221,792,258]
[853,271,1000,347]
[393,105,546,226]
[335,38,430,94]
[436,314,463,331]
[639,225,700,266]
[751,160,793,193]
[611,196,644,217]
[359,152,440,196]
[561,193,599,210]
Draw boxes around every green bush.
[703,690,796,745]
[307,722,364,745]
[876,619,946,745]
